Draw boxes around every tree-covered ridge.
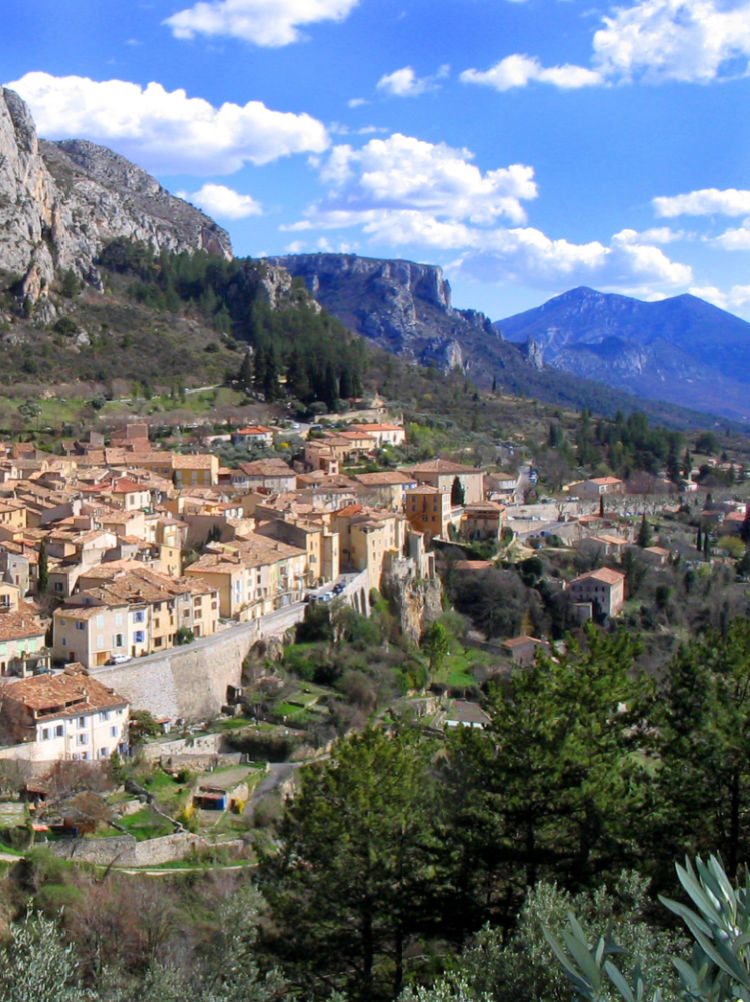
[98,240,365,410]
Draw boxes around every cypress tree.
[38,539,48,594]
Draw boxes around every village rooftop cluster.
[0,415,745,771]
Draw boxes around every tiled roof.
[3,672,127,718]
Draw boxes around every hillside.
[496,287,750,422]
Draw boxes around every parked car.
[107,654,131,665]
[332,582,345,594]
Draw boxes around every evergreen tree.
[37,539,48,594]
[259,728,439,1001]
[697,525,703,552]
[236,351,253,392]
[637,513,652,548]
[438,627,654,932]
[451,476,466,507]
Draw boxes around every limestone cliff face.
[266,253,497,373]
[383,560,444,642]
[0,88,232,303]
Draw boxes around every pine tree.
[697,525,703,552]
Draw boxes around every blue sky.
[4,0,750,320]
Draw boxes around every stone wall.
[50,831,243,866]
[91,620,265,722]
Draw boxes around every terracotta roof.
[350,423,404,432]
[173,454,215,469]
[3,672,127,719]
[354,471,415,486]
[405,459,482,474]
[0,611,45,641]
[572,567,626,586]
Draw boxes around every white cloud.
[163,0,359,46]
[347,97,368,108]
[180,182,262,218]
[306,133,537,227]
[7,71,329,175]
[653,187,750,217]
[614,225,688,244]
[461,54,602,91]
[690,283,750,313]
[287,131,691,297]
[452,227,691,292]
[376,64,450,97]
[461,0,750,92]
[712,225,750,250]
[593,0,750,83]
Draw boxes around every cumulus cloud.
[286,131,691,296]
[712,225,750,250]
[461,0,750,92]
[376,64,449,97]
[461,54,602,91]
[180,183,262,218]
[449,227,691,291]
[7,71,329,175]
[302,133,537,227]
[653,187,750,217]
[592,0,750,83]
[690,284,750,312]
[163,0,359,46]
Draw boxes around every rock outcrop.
[266,253,496,374]
[0,88,232,304]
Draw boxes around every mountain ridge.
[495,287,750,422]
[0,87,232,307]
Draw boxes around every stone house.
[569,567,626,618]
[0,667,129,762]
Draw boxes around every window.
[75,621,85,631]
[96,615,104,627]
[77,734,88,745]
[40,728,49,740]
[114,634,124,648]
[78,716,85,728]
[134,610,145,624]
[98,748,108,758]
[134,631,145,644]
[55,724,63,737]
[99,711,110,722]
[61,637,67,647]
[97,636,104,648]
[54,582,63,593]
[110,725,118,737]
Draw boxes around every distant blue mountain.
[495,287,750,422]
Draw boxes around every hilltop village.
[0,408,744,776]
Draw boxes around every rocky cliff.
[266,253,502,374]
[0,87,232,304]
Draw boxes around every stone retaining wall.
[50,831,244,866]
[91,620,265,722]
